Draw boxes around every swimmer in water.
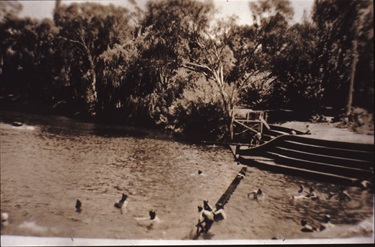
[300,219,317,232]
[305,187,319,200]
[337,187,351,201]
[356,178,371,191]
[114,193,128,214]
[1,212,9,226]
[319,215,335,231]
[248,188,265,200]
[213,203,227,221]
[75,199,82,213]
[293,186,318,200]
[328,187,351,202]
[298,184,304,194]
[149,210,160,221]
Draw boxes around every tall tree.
[127,0,215,125]
[312,0,373,114]
[53,2,131,116]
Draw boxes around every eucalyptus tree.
[312,0,374,115]
[268,17,324,117]
[126,0,215,126]
[182,0,294,139]
[0,15,59,108]
[53,2,132,116]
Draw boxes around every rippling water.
[1,111,373,241]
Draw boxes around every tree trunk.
[346,39,358,117]
[85,50,98,116]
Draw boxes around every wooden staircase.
[231,134,374,186]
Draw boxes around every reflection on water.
[0,111,373,240]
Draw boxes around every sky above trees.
[18,0,314,25]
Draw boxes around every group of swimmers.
[292,184,355,202]
[196,200,227,234]
[301,214,335,233]
[297,179,372,233]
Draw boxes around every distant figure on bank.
[319,214,335,231]
[291,130,297,135]
[248,188,265,201]
[250,132,262,146]
[75,199,82,213]
[300,219,317,232]
[305,125,311,135]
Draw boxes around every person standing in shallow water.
[213,203,227,221]
[196,202,227,234]
[196,206,214,233]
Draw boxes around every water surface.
[1,111,373,240]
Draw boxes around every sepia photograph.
[1,0,374,245]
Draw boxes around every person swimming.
[338,187,351,201]
[319,214,335,231]
[305,187,319,200]
[149,210,157,220]
[1,212,9,226]
[114,193,129,214]
[298,184,304,193]
[213,203,227,221]
[300,219,317,232]
[75,199,82,213]
[328,187,351,202]
[293,186,318,200]
[248,188,265,200]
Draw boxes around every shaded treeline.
[0,0,373,140]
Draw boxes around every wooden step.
[282,140,374,162]
[238,156,357,185]
[274,146,372,169]
[266,151,371,179]
[265,129,290,136]
[288,136,374,152]
[268,124,306,134]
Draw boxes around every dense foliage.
[0,0,373,140]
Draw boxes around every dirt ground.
[279,121,374,144]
